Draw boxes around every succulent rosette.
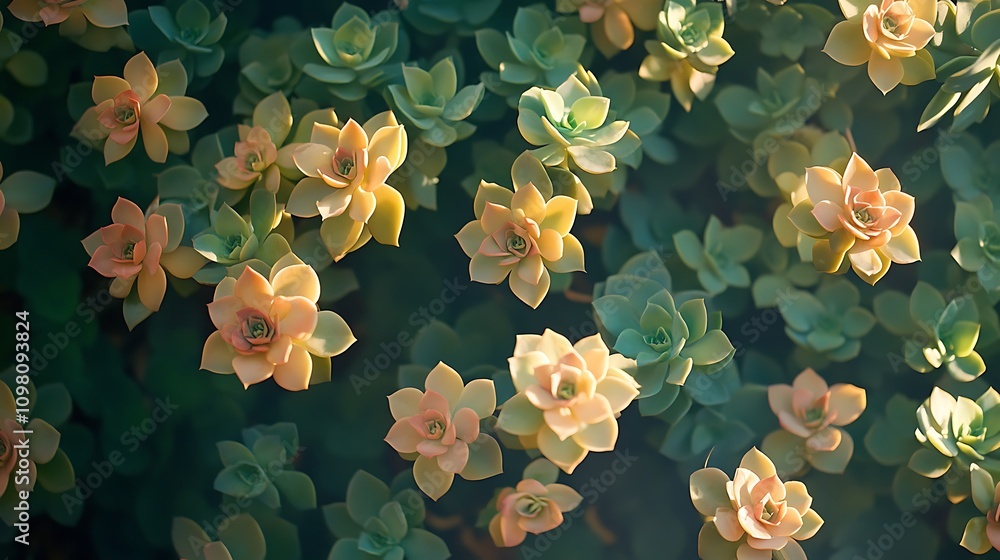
[496,330,640,473]
[960,464,1000,554]
[387,57,485,149]
[780,279,876,362]
[488,477,583,547]
[763,368,867,474]
[690,448,824,560]
[787,153,919,285]
[555,0,661,57]
[910,387,1000,500]
[83,197,206,329]
[455,180,585,308]
[72,52,209,165]
[0,380,66,500]
[288,112,408,262]
[215,126,279,191]
[385,362,502,500]
[137,0,228,78]
[8,0,130,51]
[674,216,763,296]
[0,164,56,251]
[953,196,1000,293]
[173,515,264,560]
[200,253,356,391]
[823,0,936,94]
[639,0,734,111]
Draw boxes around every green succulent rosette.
[953,197,1000,293]
[780,278,876,362]
[400,0,501,36]
[940,134,1000,202]
[387,57,485,148]
[673,216,763,296]
[130,0,228,79]
[714,64,825,144]
[213,432,316,510]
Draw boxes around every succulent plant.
[952,197,1000,293]
[592,254,735,416]
[173,515,265,560]
[397,0,501,36]
[754,3,835,61]
[9,0,131,52]
[387,57,485,148]
[780,278,876,362]
[786,153,919,285]
[911,387,1000,501]
[0,164,55,251]
[674,216,763,296]
[496,330,640,473]
[555,0,661,57]
[763,368,866,475]
[600,69,675,165]
[639,0,734,111]
[517,72,642,205]
[959,464,1000,554]
[213,432,315,510]
[324,470,450,560]
[385,362,502,500]
[234,18,308,115]
[690,447,823,560]
[130,0,228,78]
[302,3,406,102]
[873,281,986,381]
[825,0,936,94]
[714,64,824,144]
[475,5,586,106]
[940,134,1000,202]
[487,458,583,547]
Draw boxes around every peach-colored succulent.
[82,198,205,326]
[824,0,936,94]
[691,448,824,560]
[768,369,866,450]
[456,182,584,308]
[788,153,919,285]
[200,253,355,391]
[216,125,280,192]
[73,52,208,165]
[488,478,583,547]
[497,330,639,473]
[8,0,126,27]
[556,0,660,56]
[288,112,408,262]
[385,362,502,500]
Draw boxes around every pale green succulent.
[302,3,406,102]
[235,18,308,115]
[475,5,586,105]
[674,216,762,295]
[400,0,501,35]
[911,387,1000,495]
[213,432,316,510]
[714,64,824,143]
[738,2,834,61]
[960,464,1000,554]
[873,282,986,381]
[517,73,642,205]
[953,197,1000,293]
[780,279,876,362]
[191,190,291,285]
[387,57,484,148]
[130,0,228,78]
[325,471,450,560]
[940,134,1000,202]
[593,252,736,417]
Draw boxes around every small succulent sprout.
[385,362,503,500]
[0,164,56,250]
[824,0,936,94]
[475,6,586,105]
[324,470,450,560]
[592,261,735,415]
[555,0,662,57]
[517,73,642,204]
[953,197,1000,293]
[455,179,585,308]
[763,368,867,475]
[496,330,640,474]
[213,433,316,510]
[714,64,824,144]
[399,0,501,35]
[192,190,292,285]
[288,111,408,262]
[9,0,130,51]
[303,3,405,102]
[387,57,485,148]
[690,447,823,560]
[639,0,734,111]
[960,464,1000,553]
[0,379,71,501]
[911,387,1000,503]
[73,52,209,165]
[200,253,356,391]
[674,216,763,296]
[82,197,207,329]
[139,0,228,77]
[173,515,265,560]
[487,460,583,547]
[756,4,836,61]
[873,281,986,381]
[780,279,875,362]
[787,153,919,285]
